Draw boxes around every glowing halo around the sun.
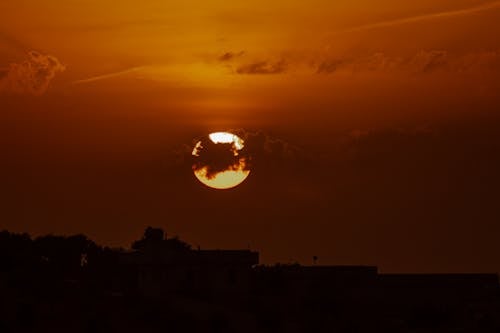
[192,132,250,190]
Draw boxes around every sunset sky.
[1,0,500,272]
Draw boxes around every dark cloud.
[315,50,500,74]
[315,52,403,74]
[192,136,250,179]
[236,130,304,161]
[174,130,305,179]
[316,59,346,74]
[410,50,448,73]
[236,60,287,74]
[0,51,65,95]
[218,51,245,62]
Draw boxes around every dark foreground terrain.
[1,228,499,332]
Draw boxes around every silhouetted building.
[1,229,500,332]
[120,248,259,298]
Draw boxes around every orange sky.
[1,1,499,124]
[1,0,500,272]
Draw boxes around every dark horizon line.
[2,228,499,276]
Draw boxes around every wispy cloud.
[0,51,65,95]
[72,67,145,84]
[316,50,500,74]
[411,50,448,73]
[236,60,287,74]
[333,1,500,34]
[218,51,245,62]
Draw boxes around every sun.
[192,132,250,190]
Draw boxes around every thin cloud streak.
[333,1,500,34]
[73,67,145,84]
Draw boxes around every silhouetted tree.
[131,227,164,251]
[164,236,191,251]
[132,227,191,252]
[0,230,35,270]
[143,226,164,242]
[34,234,97,274]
